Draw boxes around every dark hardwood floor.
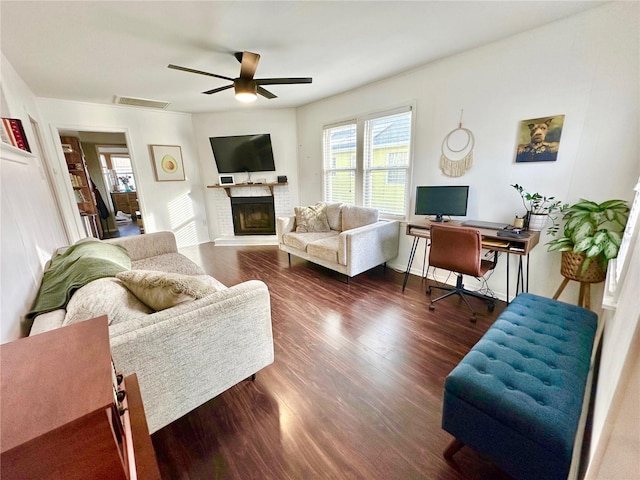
[151,244,514,480]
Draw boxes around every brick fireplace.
[211,183,290,244]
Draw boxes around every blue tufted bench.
[442,293,597,480]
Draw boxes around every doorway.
[57,130,143,239]
[96,144,144,238]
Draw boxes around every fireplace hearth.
[231,196,276,235]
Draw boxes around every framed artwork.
[150,144,185,181]
[514,115,565,163]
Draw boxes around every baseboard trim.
[213,235,278,246]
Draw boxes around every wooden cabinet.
[61,135,102,238]
[0,317,160,479]
[112,191,139,215]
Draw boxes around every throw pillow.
[116,270,218,311]
[64,277,153,326]
[294,202,331,233]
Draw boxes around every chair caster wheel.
[470,315,477,323]
[488,302,495,313]
[429,304,435,311]
[427,287,432,295]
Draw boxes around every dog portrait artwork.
[515,115,565,162]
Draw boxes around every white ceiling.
[1,1,605,114]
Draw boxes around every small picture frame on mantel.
[219,175,235,186]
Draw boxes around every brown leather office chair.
[427,224,497,322]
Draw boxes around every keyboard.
[462,220,511,230]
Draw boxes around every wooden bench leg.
[443,438,464,459]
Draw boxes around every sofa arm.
[276,215,296,244]
[105,231,178,261]
[107,279,273,433]
[339,220,400,276]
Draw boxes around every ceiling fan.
[168,51,312,103]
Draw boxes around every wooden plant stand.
[553,251,606,310]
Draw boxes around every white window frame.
[322,105,414,219]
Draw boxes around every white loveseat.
[277,202,400,278]
[29,231,274,433]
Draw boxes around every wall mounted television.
[209,133,276,173]
[415,185,469,222]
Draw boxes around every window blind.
[363,110,412,216]
[323,122,357,204]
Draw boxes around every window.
[99,148,135,191]
[323,107,412,217]
[323,123,357,204]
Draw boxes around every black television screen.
[209,134,276,173]
[415,185,469,222]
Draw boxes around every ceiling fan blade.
[238,51,260,79]
[257,86,277,99]
[202,84,233,95]
[168,64,234,82]
[255,77,313,85]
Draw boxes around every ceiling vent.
[113,95,170,109]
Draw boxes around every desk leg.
[421,240,429,279]
[402,236,420,292]
[516,257,524,295]
[506,253,510,304]
[526,254,531,292]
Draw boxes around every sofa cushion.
[342,205,379,231]
[116,270,218,311]
[294,202,331,233]
[132,252,205,275]
[307,236,340,263]
[283,231,338,252]
[324,202,344,231]
[64,277,153,326]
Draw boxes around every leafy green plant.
[547,199,630,272]
[511,184,565,234]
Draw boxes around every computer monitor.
[415,185,469,222]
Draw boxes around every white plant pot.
[528,213,548,231]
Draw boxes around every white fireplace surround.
[213,184,291,245]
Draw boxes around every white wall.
[191,109,299,239]
[1,54,68,343]
[587,209,640,478]
[296,2,640,304]
[36,99,209,248]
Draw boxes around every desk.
[402,220,540,302]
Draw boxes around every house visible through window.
[323,107,413,217]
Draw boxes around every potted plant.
[511,184,565,233]
[547,198,630,281]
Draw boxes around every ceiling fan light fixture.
[234,78,257,103]
[235,91,257,103]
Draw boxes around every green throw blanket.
[26,240,132,322]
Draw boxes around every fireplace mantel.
[207,182,287,198]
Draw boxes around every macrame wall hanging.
[440,110,475,177]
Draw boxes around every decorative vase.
[560,251,606,283]
[527,213,548,231]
